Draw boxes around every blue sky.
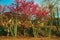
[0,0,13,6]
[0,0,42,6]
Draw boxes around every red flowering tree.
[8,0,50,21]
[0,5,7,27]
[7,0,51,36]
[0,5,6,14]
[9,0,38,15]
[0,5,2,13]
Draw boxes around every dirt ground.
[0,36,60,40]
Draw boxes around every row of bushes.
[0,13,60,37]
[0,25,60,37]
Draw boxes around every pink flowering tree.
[0,0,51,37]
[6,0,51,37]
[0,5,7,27]
[0,5,6,14]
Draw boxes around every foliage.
[0,0,60,37]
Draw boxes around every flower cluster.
[0,5,6,13]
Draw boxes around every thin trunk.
[56,7,59,32]
[14,16,18,37]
